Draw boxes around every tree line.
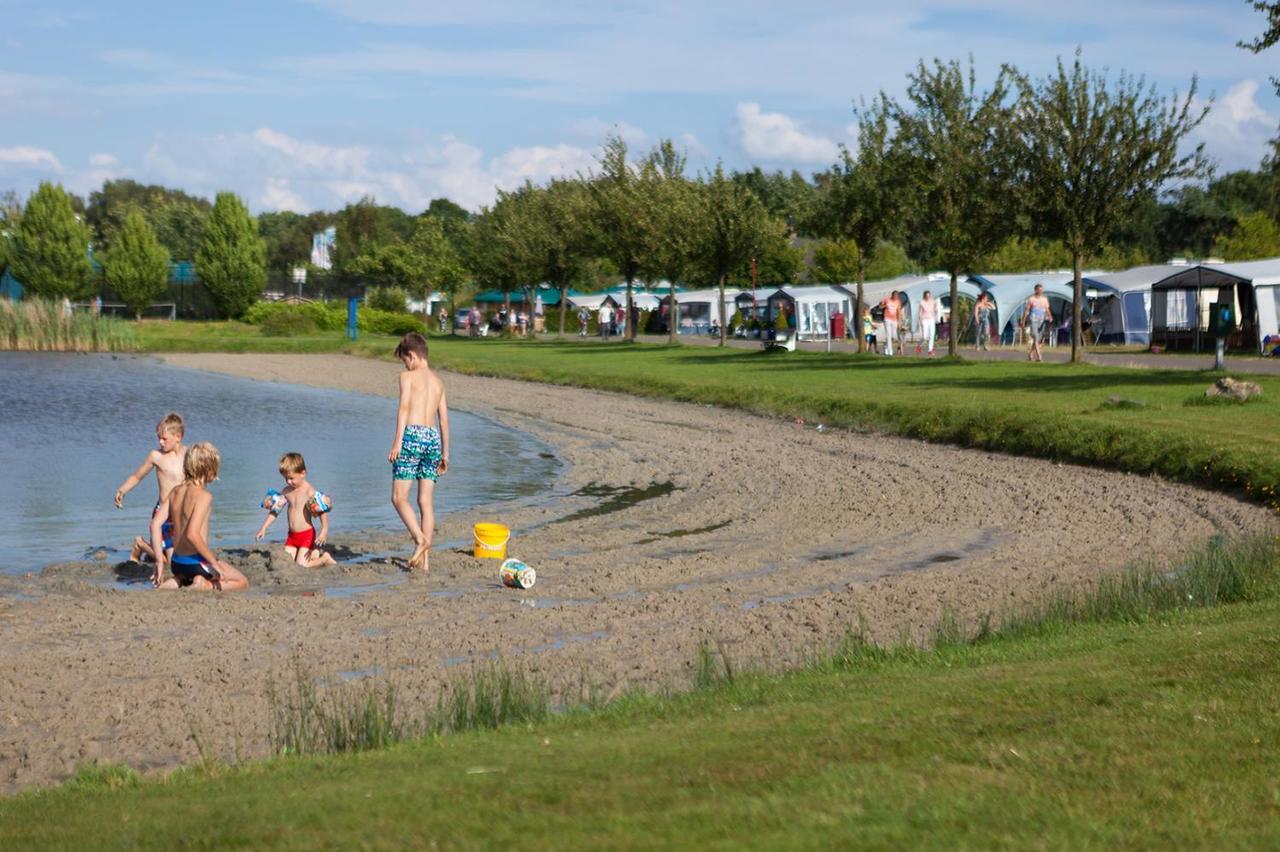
[10,41,1280,360]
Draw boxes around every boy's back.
[400,366,445,428]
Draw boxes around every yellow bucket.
[473,523,510,559]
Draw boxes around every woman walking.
[917,290,939,356]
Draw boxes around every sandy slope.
[0,352,1270,794]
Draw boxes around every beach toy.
[261,489,287,516]
[473,522,510,559]
[500,558,536,589]
[306,491,333,514]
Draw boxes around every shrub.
[368,286,409,313]
[260,310,319,337]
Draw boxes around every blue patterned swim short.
[393,425,442,481]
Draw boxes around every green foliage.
[85,179,211,258]
[10,182,93,300]
[731,166,817,231]
[811,238,861,283]
[103,210,170,318]
[983,236,1072,272]
[693,164,771,343]
[242,299,420,336]
[896,59,1017,354]
[1012,51,1208,360]
[411,214,469,293]
[260,310,320,337]
[196,192,267,319]
[1213,210,1280,260]
[864,240,914,280]
[0,297,136,351]
[367,286,410,313]
[333,196,416,273]
[258,210,334,274]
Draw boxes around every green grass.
[3,536,1278,848]
[132,319,400,354]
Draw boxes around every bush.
[243,299,421,336]
[260,310,319,337]
[368,286,409,313]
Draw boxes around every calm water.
[0,353,560,572]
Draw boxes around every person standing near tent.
[917,290,939,356]
[578,306,590,337]
[599,301,613,339]
[973,292,993,351]
[1022,283,1053,363]
[438,305,448,334]
[878,291,902,356]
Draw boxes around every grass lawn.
[132,319,401,354]
[4,582,1279,848]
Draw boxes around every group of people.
[113,332,451,590]
[579,302,635,338]
[863,284,1055,360]
[450,304,540,337]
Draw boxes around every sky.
[2,0,1278,213]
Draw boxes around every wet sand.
[0,352,1272,794]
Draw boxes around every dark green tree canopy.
[195,192,267,319]
[11,182,93,300]
[104,210,170,318]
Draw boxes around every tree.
[1013,52,1208,361]
[103,210,170,318]
[812,238,861,284]
[588,136,657,341]
[894,60,1017,355]
[641,140,700,343]
[815,96,907,351]
[195,192,267,319]
[147,201,209,261]
[692,164,769,346]
[1213,210,1280,260]
[411,214,469,319]
[11,182,93,300]
[85,179,210,255]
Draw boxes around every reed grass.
[0,298,136,352]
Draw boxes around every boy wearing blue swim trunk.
[388,332,450,572]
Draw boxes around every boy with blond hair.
[255,452,337,567]
[388,332,449,571]
[114,412,187,564]
[151,442,248,591]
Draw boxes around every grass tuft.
[693,639,736,690]
[436,664,551,733]
[0,298,136,351]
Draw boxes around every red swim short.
[285,527,316,550]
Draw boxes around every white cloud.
[568,119,650,149]
[131,127,599,212]
[0,146,62,170]
[733,103,839,165]
[1190,80,1278,172]
[88,153,118,168]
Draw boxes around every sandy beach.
[0,352,1272,794]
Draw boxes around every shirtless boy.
[1022,283,1054,362]
[255,452,337,567]
[152,442,248,591]
[388,332,450,571]
[114,412,187,564]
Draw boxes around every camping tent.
[659,287,741,334]
[1150,258,1280,353]
[763,286,856,339]
[968,273,1077,345]
[1080,264,1182,346]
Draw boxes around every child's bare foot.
[408,539,430,571]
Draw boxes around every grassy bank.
[4,536,1278,848]
[413,336,1280,511]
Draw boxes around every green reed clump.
[693,639,736,690]
[268,666,411,757]
[435,663,551,733]
[0,298,136,351]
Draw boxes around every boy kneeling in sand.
[388,332,449,571]
[151,442,248,591]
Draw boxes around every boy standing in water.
[152,442,248,591]
[114,412,187,564]
[388,332,449,571]
[255,452,337,567]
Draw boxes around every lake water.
[0,353,560,573]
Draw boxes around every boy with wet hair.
[255,452,337,567]
[152,442,248,591]
[389,332,450,571]
[114,412,187,564]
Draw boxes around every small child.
[255,452,337,567]
[114,412,188,564]
[862,309,879,354]
[152,442,248,591]
[388,332,450,571]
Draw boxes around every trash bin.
[831,312,846,339]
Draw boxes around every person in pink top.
[878,291,902,356]
[917,290,939,356]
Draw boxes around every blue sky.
[2,0,1277,212]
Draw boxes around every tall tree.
[588,136,656,341]
[1213,210,1280,260]
[195,192,267,319]
[816,97,906,352]
[641,140,700,343]
[692,165,769,347]
[812,238,861,285]
[11,182,93,300]
[146,201,209,261]
[896,59,1017,356]
[103,210,170,318]
[411,214,469,320]
[1013,52,1208,361]
[85,179,210,254]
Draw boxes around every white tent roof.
[670,287,742,304]
[1152,258,1280,289]
[766,285,855,304]
[569,292,662,311]
[1084,264,1192,295]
